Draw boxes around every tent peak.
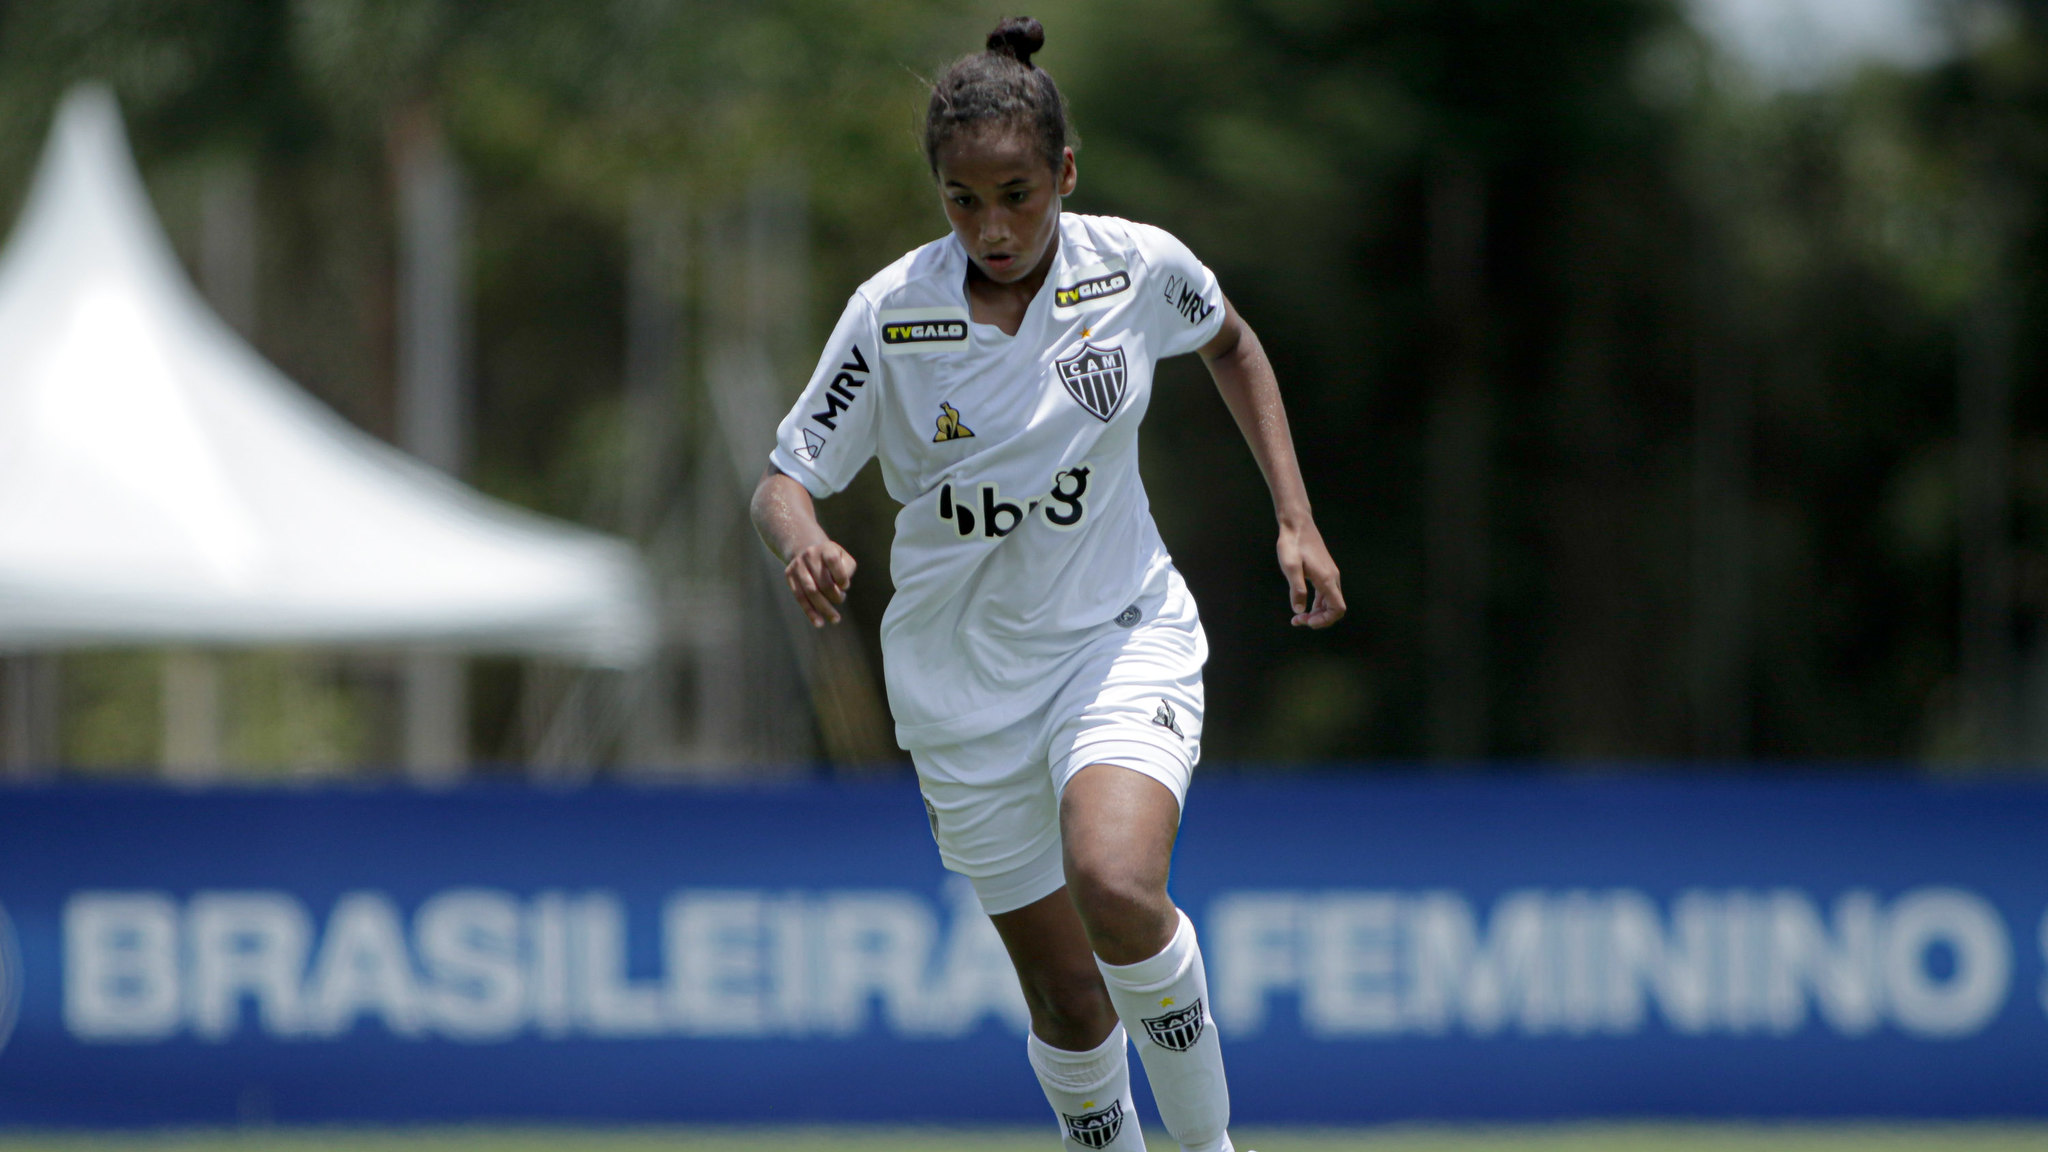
[0,84,191,299]
[0,86,655,665]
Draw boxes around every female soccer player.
[751,17,1342,1151]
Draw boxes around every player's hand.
[1278,520,1345,629]
[785,540,857,627]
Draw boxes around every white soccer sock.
[1096,909,1232,1152]
[1028,1022,1149,1150]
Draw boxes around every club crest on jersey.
[794,427,827,461]
[1142,998,1205,1052]
[932,402,975,443]
[1056,342,1127,423]
[1061,1100,1124,1149]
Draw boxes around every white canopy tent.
[0,88,653,667]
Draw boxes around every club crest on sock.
[1061,1099,1124,1149]
[1141,997,1206,1052]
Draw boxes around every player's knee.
[1065,857,1171,950]
[1016,963,1115,1047]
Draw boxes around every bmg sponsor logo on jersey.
[0,902,20,1058]
[935,465,1090,538]
[807,345,870,432]
[1162,273,1215,327]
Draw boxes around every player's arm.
[1197,297,1345,629]
[750,465,857,627]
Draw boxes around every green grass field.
[2,1127,2048,1152]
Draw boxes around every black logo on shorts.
[1055,269,1131,309]
[1152,699,1184,738]
[883,320,967,344]
[1115,605,1140,628]
[1142,998,1205,1051]
[1062,1099,1124,1148]
[1057,342,1127,422]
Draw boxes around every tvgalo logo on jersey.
[807,345,870,436]
[1053,258,1132,314]
[1142,997,1205,1052]
[1057,342,1127,423]
[936,464,1091,539]
[0,902,20,1059]
[1162,273,1216,328]
[880,307,969,355]
[1062,1099,1125,1149]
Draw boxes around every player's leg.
[989,886,1118,1048]
[989,889,1147,1150]
[912,723,1148,1151]
[1061,765,1233,1152]
[1050,570,1231,1152]
[1058,765,1179,963]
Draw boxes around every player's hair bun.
[924,15,1071,174]
[987,16,1045,68]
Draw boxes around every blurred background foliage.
[1,0,2044,771]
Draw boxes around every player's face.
[935,127,1078,286]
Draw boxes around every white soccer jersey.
[769,213,1226,749]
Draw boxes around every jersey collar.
[948,218,1076,340]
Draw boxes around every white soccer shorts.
[910,568,1207,916]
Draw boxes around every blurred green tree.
[0,0,2043,770]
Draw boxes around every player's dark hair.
[923,16,1074,176]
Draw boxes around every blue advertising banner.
[0,776,2045,1125]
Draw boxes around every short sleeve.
[1133,223,1226,359]
[769,295,883,498]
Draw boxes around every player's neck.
[965,235,1057,335]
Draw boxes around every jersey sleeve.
[768,294,883,498]
[1133,222,1227,359]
